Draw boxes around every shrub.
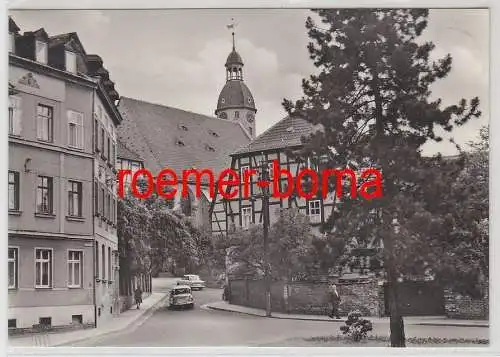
[339,310,373,342]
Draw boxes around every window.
[94,182,99,215]
[68,110,84,149]
[101,245,105,280]
[101,128,105,157]
[308,200,322,224]
[106,194,110,220]
[8,96,22,136]
[241,207,252,229]
[65,51,77,73]
[8,247,18,289]
[35,41,47,64]
[35,249,52,288]
[95,244,99,279]
[8,319,16,329]
[101,188,106,218]
[110,198,115,224]
[36,176,53,214]
[131,162,141,173]
[39,317,51,327]
[107,136,111,162]
[9,33,14,53]
[267,162,275,180]
[108,247,112,281]
[8,171,20,211]
[234,111,240,119]
[68,181,82,217]
[240,165,249,183]
[110,143,115,166]
[37,104,53,142]
[68,251,83,287]
[94,119,99,152]
[72,315,83,325]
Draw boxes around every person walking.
[328,284,341,319]
[134,286,143,309]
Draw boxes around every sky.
[9,8,489,156]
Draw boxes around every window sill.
[35,213,56,219]
[35,286,53,290]
[9,210,22,216]
[8,287,18,291]
[95,278,101,283]
[68,285,82,289]
[66,215,85,222]
[37,139,54,144]
[8,133,21,138]
[67,145,85,152]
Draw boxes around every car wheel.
[188,303,194,309]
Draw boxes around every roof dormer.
[31,29,50,64]
[8,17,20,54]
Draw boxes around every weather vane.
[226,18,238,50]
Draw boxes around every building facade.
[8,17,122,331]
[87,54,122,324]
[8,19,96,330]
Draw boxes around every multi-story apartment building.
[8,17,122,331]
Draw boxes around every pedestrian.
[327,284,341,319]
[134,286,143,309]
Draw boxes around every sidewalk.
[203,301,489,328]
[8,292,168,347]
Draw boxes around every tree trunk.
[384,223,406,347]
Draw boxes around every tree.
[228,209,342,281]
[283,9,481,347]
[118,182,212,281]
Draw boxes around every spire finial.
[226,18,237,50]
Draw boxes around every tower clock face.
[246,113,254,123]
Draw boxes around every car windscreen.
[173,288,190,295]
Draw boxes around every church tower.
[215,30,257,139]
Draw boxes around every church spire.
[225,18,243,81]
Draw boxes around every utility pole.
[259,155,272,317]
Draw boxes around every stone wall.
[444,283,489,320]
[229,278,381,316]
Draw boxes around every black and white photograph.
[5,3,494,353]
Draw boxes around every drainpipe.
[91,87,97,329]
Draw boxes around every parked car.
[169,285,194,309]
[177,274,205,290]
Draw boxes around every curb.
[204,304,489,327]
[203,304,346,323]
[414,323,489,328]
[53,294,169,347]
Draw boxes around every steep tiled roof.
[117,140,142,162]
[232,116,317,156]
[117,97,251,177]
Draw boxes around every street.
[67,278,488,347]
